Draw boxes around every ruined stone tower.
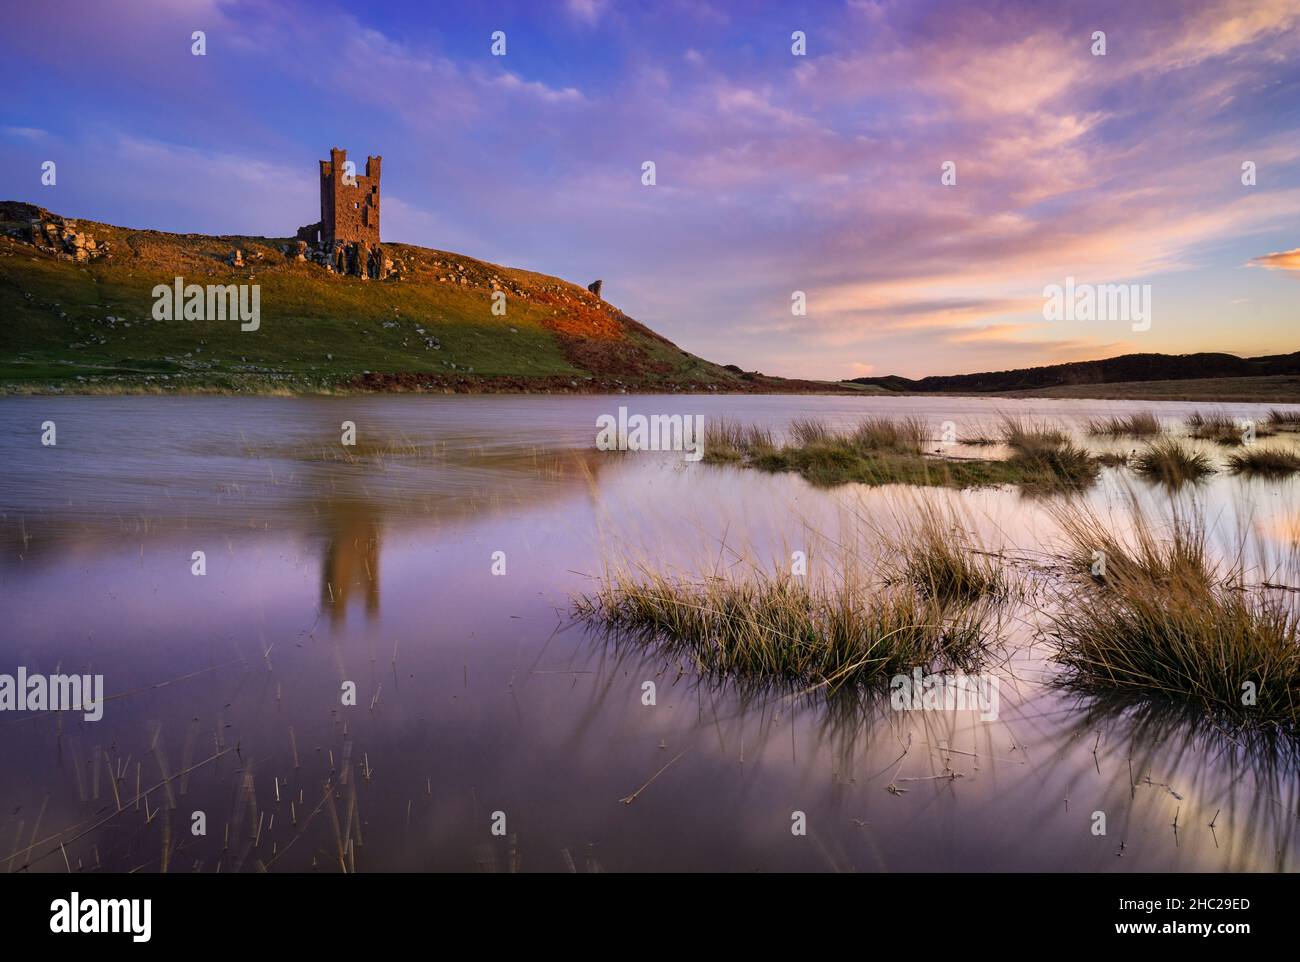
[296,147,389,278]
[319,147,381,247]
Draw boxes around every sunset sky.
[2,0,1298,379]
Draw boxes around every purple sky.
[2,0,1298,378]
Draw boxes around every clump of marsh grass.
[783,415,929,454]
[1086,412,1162,438]
[1045,503,1300,731]
[788,417,833,446]
[885,502,1008,604]
[1267,409,1300,432]
[1008,440,1098,489]
[851,416,929,454]
[999,416,1068,451]
[1226,448,1300,477]
[752,440,1003,489]
[1186,410,1231,436]
[1132,438,1214,488]
[999,416,1099,489]
[575,566,990,691]
[707,413,1099,491]
[1096,450,1132,467]
[1049,496,1213,590]
[703,418,775,462]
[1187,411,1272,445]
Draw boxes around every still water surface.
[1,394,1298,872]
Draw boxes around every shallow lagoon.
[1,394,1298,872]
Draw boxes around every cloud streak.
[1249,248,1300,271]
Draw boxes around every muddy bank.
[344,370,868,395]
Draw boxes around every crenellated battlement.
[318,147,381,248]
[295,147,387,278]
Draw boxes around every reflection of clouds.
[1259,511,1300,545]
[1054,689,1300,872]
[573,606,1299,869]
[4,396,1300,868]
[567,620,1074,869]
[577,448,1300,868]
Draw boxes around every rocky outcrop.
[26,211,107,263]
[281,238,400,280]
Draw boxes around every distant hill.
[0,201,849,395]
[850,351,1300,395]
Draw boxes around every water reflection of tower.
[321,508,381,627]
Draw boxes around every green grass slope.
[0,201,845,395]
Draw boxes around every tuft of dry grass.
[789,417,833,447]
[887,502,1007,604]
[703,418,775,462]
[1049,497,1213,590]
[1226,448,1300,477]
[575,565,990,692]
[1187,411,1273,445]
[1266,409,1300,432]
[1086,412,1162,437]
[998,416,1099,490]
[705,414,1099,490]
[1131,438,1214,488]
[851,416,929,454]
[999,416,1069,451]
[1046,503,1300,730]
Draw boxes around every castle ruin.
[296,147,390,279]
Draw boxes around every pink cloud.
[1248,248,1300,271]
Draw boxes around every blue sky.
[2,0,1298,378]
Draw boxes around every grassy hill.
[850,350,1300,397]
[0,201,849,395]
